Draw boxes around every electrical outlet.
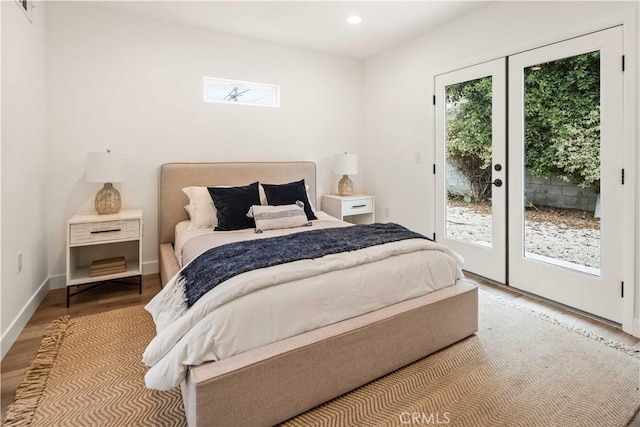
[414,152,422,164]
[384,207,390,218]
[17,252,23,273]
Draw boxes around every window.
[203,77,279,108]
[15,0,33,21]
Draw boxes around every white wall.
[1,0,49,357]
[634,6,640,339]
[0,0,3,358]
[45,2,363,282]
[363,1,638,332]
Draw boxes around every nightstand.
[321,194,375,224]
[66,209,143,307]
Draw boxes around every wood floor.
[1,275,162,421]
[467,272,640,349]
[2,273,639,423]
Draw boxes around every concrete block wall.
[445,162,598,212]
[445,163,470,197]
[524,172,598,211]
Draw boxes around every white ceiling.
[99,1,491,59]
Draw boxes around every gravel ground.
[446,206,601,269]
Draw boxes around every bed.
[155,162,478,426]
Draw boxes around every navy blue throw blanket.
[181,222,431,307]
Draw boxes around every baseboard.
[142,260,159,275]
[1,277,50,360]
[49,273,66,289]
[1,261,160,360]
[633,318,640,338]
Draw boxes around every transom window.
[203,77,279,108]
[15,0,33,21]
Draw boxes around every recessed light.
[347,15,362,25]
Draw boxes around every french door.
[508,27,624,323]
[435,27,624,322]
[435,59,506,283]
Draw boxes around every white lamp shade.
[334,153,358,175]
[86,152,126,183]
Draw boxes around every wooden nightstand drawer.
[343,198,373,215]
[69,218,140,245]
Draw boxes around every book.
[91,256,126,269]
[90,265,127,277]
[90,256,127,277]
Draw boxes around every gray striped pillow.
[246,201,312,233]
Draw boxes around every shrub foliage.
[446,76,493,201]
[446,51,600,201]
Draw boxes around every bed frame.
[158,162,478,426]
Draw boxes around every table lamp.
[86,150,125,214]
[334,153,357,196]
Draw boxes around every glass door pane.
[522,51,601,275]
[445,76,493,248]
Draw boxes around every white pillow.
[259,184,267,205]
[182,187,217,230]
[246,202,312,233]
[305,184,317,212]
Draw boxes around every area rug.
[4,291,639,427]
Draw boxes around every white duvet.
[144,215,464,390]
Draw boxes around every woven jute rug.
[4,291,640,427]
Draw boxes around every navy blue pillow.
[262,179,318,221]
[208,182,261,231]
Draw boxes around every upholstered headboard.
[159,162,317,245]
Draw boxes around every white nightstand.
[321,194,375,224]
[66,209,143,307]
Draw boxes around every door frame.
[620,12,638,336]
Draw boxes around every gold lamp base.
[95,183,121,214]
[338,175,354,196]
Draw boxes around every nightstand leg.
[66,287,70,308]
[139,275,142,295]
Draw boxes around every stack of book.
[90,256,126,277]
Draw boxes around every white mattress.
[145,214,464,390]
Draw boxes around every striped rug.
[4,292,639,426]
[3,307,185,427]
